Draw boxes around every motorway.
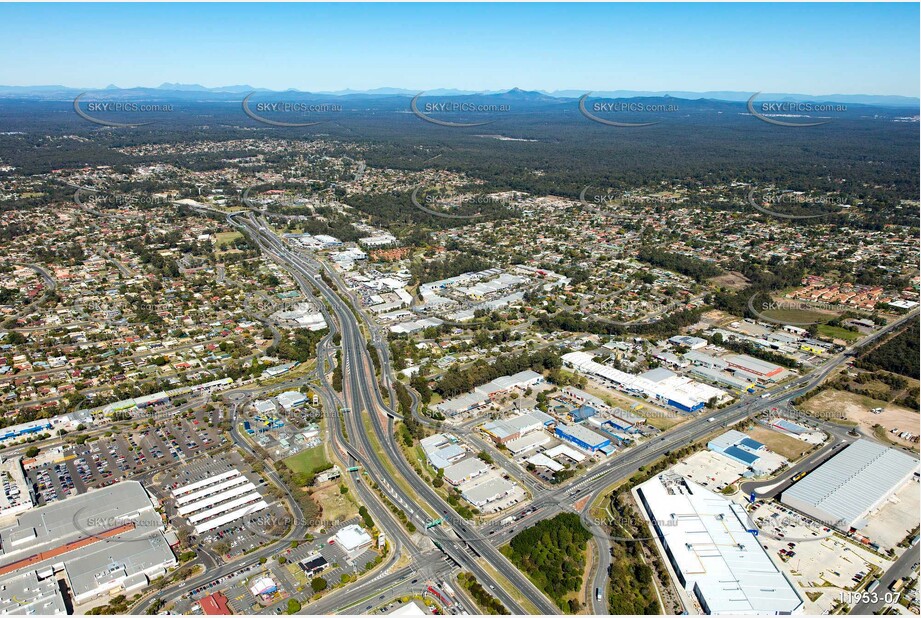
[242,211,918,615]
[234,213,562,614]
[142,203,918,615]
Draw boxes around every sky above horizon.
[0,3,918,96]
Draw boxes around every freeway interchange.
[139,205,918,616]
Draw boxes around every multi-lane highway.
[188,204,918,616]
[233,213,562,615]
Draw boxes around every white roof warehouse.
[781,439,919,530]
[636,475,804,615]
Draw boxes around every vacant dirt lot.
[801,389,919,450]
[747,425,815,461]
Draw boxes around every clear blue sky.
[1,3,917,96]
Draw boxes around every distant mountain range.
[0,83,916,107]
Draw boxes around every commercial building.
[276,390,307,411]
[199,591,233,615]
[781,439,919,530]
[724,354,785,381]
[0,569,67,615]
[333,524,373,558]
[562,352,727,413]
[669,335,708,350]
[434,391,490,417]
[420,434,466,470]
[480,410,552,444]
[0,419,53,444]
[474,370,544,400]
[505,431,551,455]
[636,475,804,615]
[0,481,177,606]
[554,423,611,453]
[461,477,515,507]
[443,458,490,486]
[708,430,786,475]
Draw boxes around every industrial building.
[172,469,267,534]
[473,369,544,400]
[0,481,177,607]
[708,430,787,475]
[562,352,728,413]
[276,390,307,411]
[480,410,553,444]
[724,354,785,382]
[554,423,611,453]
[461,477,515,507]
[781,439,919,530]
[636,475,804,615]
[669,335,708,350]
[560,386,608,410]
[434,391,490,417]
[569,405,597,422]
[420,434,466,470]
[443,458,489,486]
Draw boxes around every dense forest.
[636,246,723,282]
[501,513,593,611]
[433,348,561,398]
[856,318,920,379]
[1,92,918,228]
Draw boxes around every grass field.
[283,445,329,475]
[215,230,243,246]
[746,426,813,461]
[817,324,861,342]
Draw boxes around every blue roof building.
[569,405,597,423]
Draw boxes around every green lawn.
[215,231,243,246]
[817,324,861,342]
[283,445,329,475]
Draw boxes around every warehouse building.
[443,458,489,486]
[636,475,804,615]
[708,430,787,475]
[0,481,177,607]
[781,439,919,530]
[669,335,708,350]
[562,352,728,413]
[724,354,785,381]
[461,477,515,507]
[554,423,611,453]
[474,370,544,400]
[480,410,551,444]
[434,391,490,417]
[560,386,608,410]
